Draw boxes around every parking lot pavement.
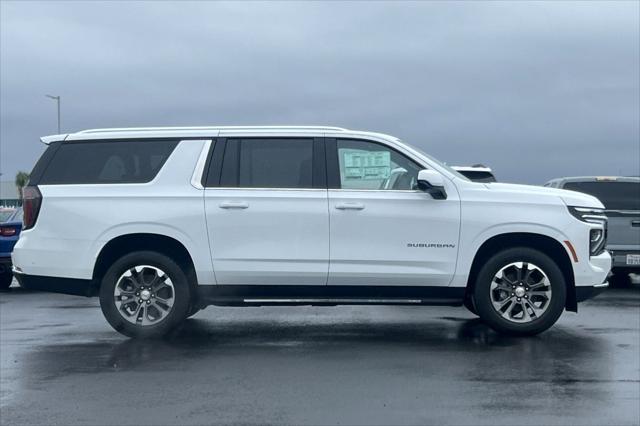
[1,282,638,426]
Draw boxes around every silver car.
[545,176,640,286]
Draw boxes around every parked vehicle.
[13,126,611,337]
[1,207,23,289]
[0,207,16,222]
[545,176,640,286]
[452,165,497,182]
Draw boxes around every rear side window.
[220,138,314,188]
[38,140,178,184]
[563,181,640,210]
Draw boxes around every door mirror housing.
[417,169,447,200]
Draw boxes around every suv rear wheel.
[473,247,566,336]
[99,251,191,338]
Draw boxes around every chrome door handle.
[335,202,365,210]
[219,201,249,209]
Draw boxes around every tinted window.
[336,139,421,190]
[39,140,178,184]
[563,181,640,210]
[220,138,314,188]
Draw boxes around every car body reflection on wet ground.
[1,283,639,426]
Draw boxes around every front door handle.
[219,201,249,209]
[335,202,365,210]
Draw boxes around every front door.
[204,137,329,285]
[327,138,461,286]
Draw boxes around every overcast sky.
[1,1,638,184]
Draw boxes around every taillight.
[0,227,17,237]
[22,186,42,230]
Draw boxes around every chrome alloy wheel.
[114,265,175,326]
[490,262,552,323]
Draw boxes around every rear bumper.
[13,271,94,296]
[576,282,609,303]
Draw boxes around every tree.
[15,171,30,200]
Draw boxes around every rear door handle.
[632,220,640,227]
[335,202,365,210]
[219,201,249,209]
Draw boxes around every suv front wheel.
[473,247,567,336]
[99,251,191,338]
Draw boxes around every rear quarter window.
[38,140,178,185]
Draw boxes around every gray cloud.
[1,1,638,183]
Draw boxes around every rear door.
[203,137,329,285]
[326,138,461,286]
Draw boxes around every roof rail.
[77,126,349,134]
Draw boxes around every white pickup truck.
[12,126,611,337]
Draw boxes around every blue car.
[0,207,23,289]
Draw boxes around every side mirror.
[417,169,447,200]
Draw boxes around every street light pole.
[45,95,61,134]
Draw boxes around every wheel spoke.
[529,289,551,298]
[520,300,532,321]
[498,297,514,310]
[501,299,517,319]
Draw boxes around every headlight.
[568,206,608,256]
[568,206,607,224]
[589,228,606,256]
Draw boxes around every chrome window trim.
[329,189,424,194]
[204,187,327,192]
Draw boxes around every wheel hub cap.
[140,289,151,301]
[489,261,552,324]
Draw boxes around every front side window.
[336,139,422,190]
[39,140,178,184]
[220,138,314,188]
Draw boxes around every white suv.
[13,126,611,337]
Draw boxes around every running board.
[243,298,423,304]
[195,285,465,308]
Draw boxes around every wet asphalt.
[1,281,639,426]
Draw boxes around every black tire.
[473,247,567,336]
[99,251,192,338]
[0,270,12,290]
[463,295,478,315]
[186,305,201,319]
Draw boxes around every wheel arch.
[466,232,577,312]
[90,233,198,297]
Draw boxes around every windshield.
[563,181,640,211]
[405,144,471,181]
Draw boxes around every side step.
[196,285,465,307]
